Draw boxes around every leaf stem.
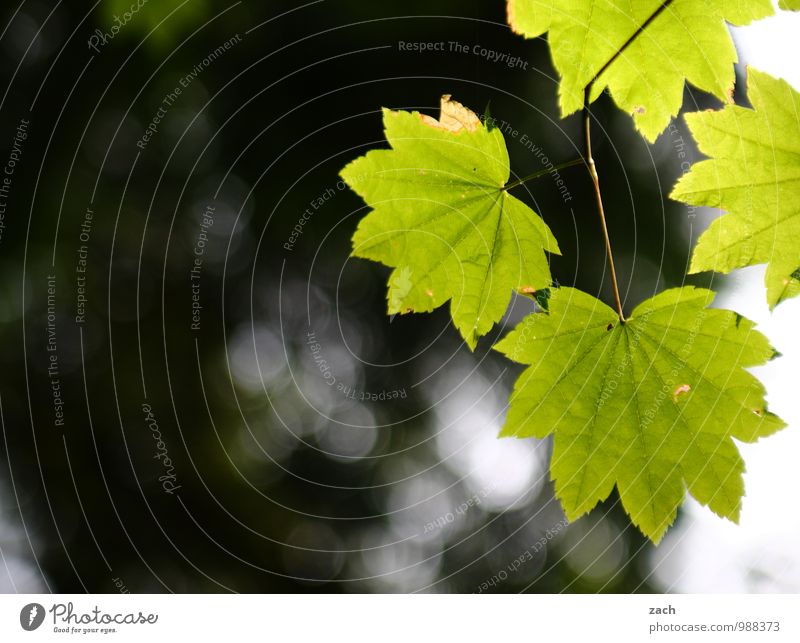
[578,2,675,322]
[583,87,625,322]
[504,158,584,190]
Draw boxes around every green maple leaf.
[506,0,774,141]
[494,286,784,543]
[672,68,800,308]
[341,96,560,349]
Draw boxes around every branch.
[583,87,625,322]
[579,0,675,322]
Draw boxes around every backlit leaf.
[506,0,774,141]
[495,286,784,542]
[341,96,560,349]
[672,68,800,308]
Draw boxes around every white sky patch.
[431,370,545,511]
[731,9,800,88]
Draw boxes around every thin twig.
[583,87,625,322]
[579,0,675,322]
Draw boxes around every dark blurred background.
[0,0,726,593]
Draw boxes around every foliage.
[506,0,774,140]
[342,1,797,542]
[341,96,558,349]
[100,0,210,47]
[494,287,783,542]
[672,68,800,308]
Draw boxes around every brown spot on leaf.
[606,323,614,331]
[419,113,439,128]
[725,85,735,104]
[673,384,691,400]
[520,286,536,294]
[425,289,434,297]
[633,105,646,115]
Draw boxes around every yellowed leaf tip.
[506,0,522,34]
[419,95,480,133]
